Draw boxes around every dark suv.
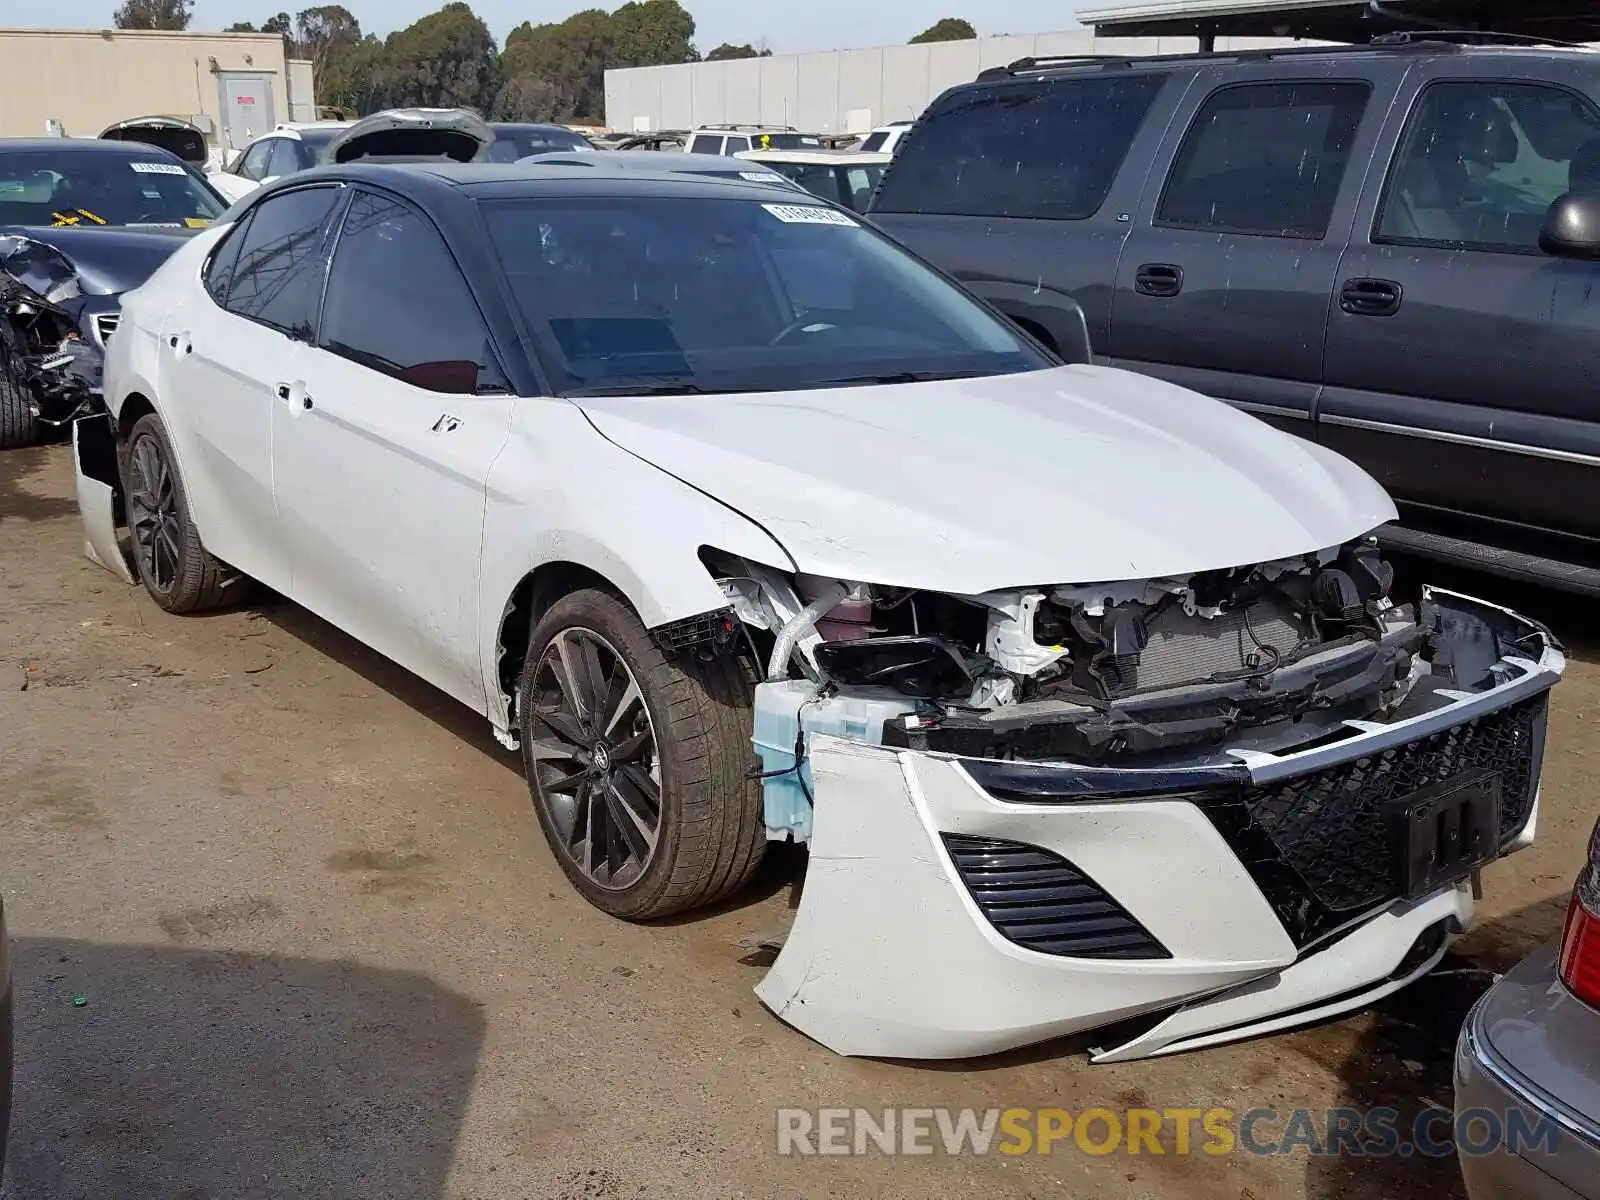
[869,36,1600,594]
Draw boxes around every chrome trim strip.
[1463,1001,1600,1152]
[1231,400,1309,420]
[1319,413,1600,468]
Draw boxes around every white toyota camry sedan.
[75,161,1565,1062]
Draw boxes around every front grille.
[1198,694,1547,945]
[94,312,120,344]
[942,835,1170,959]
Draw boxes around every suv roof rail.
[977,38,1480,80]
[697,123,798,132]
[1369,29,1586,48]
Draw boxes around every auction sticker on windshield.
[129,161,187,175]
[763,203,857,226]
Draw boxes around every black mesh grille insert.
[1198,694,1547,946]
[942,835,1170,960]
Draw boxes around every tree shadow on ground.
[5,937,485,1199]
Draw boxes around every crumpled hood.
[4,225,195,296]
[574,365,1398,593]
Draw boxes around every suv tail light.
[1557,817,1600,1008]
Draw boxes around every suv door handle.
[1340,278,1403,317]
[1135,263,1183,297]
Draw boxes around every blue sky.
[1,1,1083,55]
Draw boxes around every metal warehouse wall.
[604,30,1321,132]
[0,28,289,144]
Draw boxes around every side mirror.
[1539,193,1600,261]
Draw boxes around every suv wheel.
[518,588,765,920]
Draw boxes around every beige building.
[0,27,315,158]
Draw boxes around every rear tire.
[518,588,765,920]
[124,412,240,614]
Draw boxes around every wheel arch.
[494,559,629,729]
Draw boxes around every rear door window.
[873,74,1168,219]
[1156,81,1370,239]
[724,136,751,154]
[859,131,888,153]
[687,135,723,155]
[319,190,507,395]
[224,185,344,336]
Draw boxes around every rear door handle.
[1340,278,1403,317]
[1134,263,1184,298]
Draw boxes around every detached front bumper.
[756,590,1565,1061]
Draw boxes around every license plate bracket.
[1388,768,1502,901]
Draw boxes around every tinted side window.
[236,141,273,180]
[225,186,343,336]
[872,74,1167,219]
[1376,81,1600,252]
[859,131,888,153]
[687,135,722,155]
[264,139,302,179]
[203,211,253,305]
[320,191,506,395]
[1157,81,1369,239]
[724,136,751,154]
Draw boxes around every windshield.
[0,151,225,228]
[491,128,595,162]
[482,195,1048,394]
[753,133,822,151]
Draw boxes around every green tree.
[499,2,699,124]
[382,3,500,112]
[705,43,771,61]
[502,9,615,123]
[909,17,976,43]
[224,21,258,31]
[261,11,294,37]
[610,0,697,66]
[319,32,387,114]
[491,73,580,123]
[296,5,362,78]
[113,0,193,29]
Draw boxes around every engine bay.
[699,539,1557,841]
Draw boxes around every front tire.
[124,412,238,614]
[0,362,35,450]
[518,588,765,920]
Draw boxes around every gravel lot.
[1,441,1595,1199]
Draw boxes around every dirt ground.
[1,441,1595,1200]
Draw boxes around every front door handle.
[1340,278,1403,317]
[276,383,292,402]
[1135,263,1184,298]
[168,332,192,356]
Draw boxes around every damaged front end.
[697,541,1565,1059]
[0,234,114,431]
